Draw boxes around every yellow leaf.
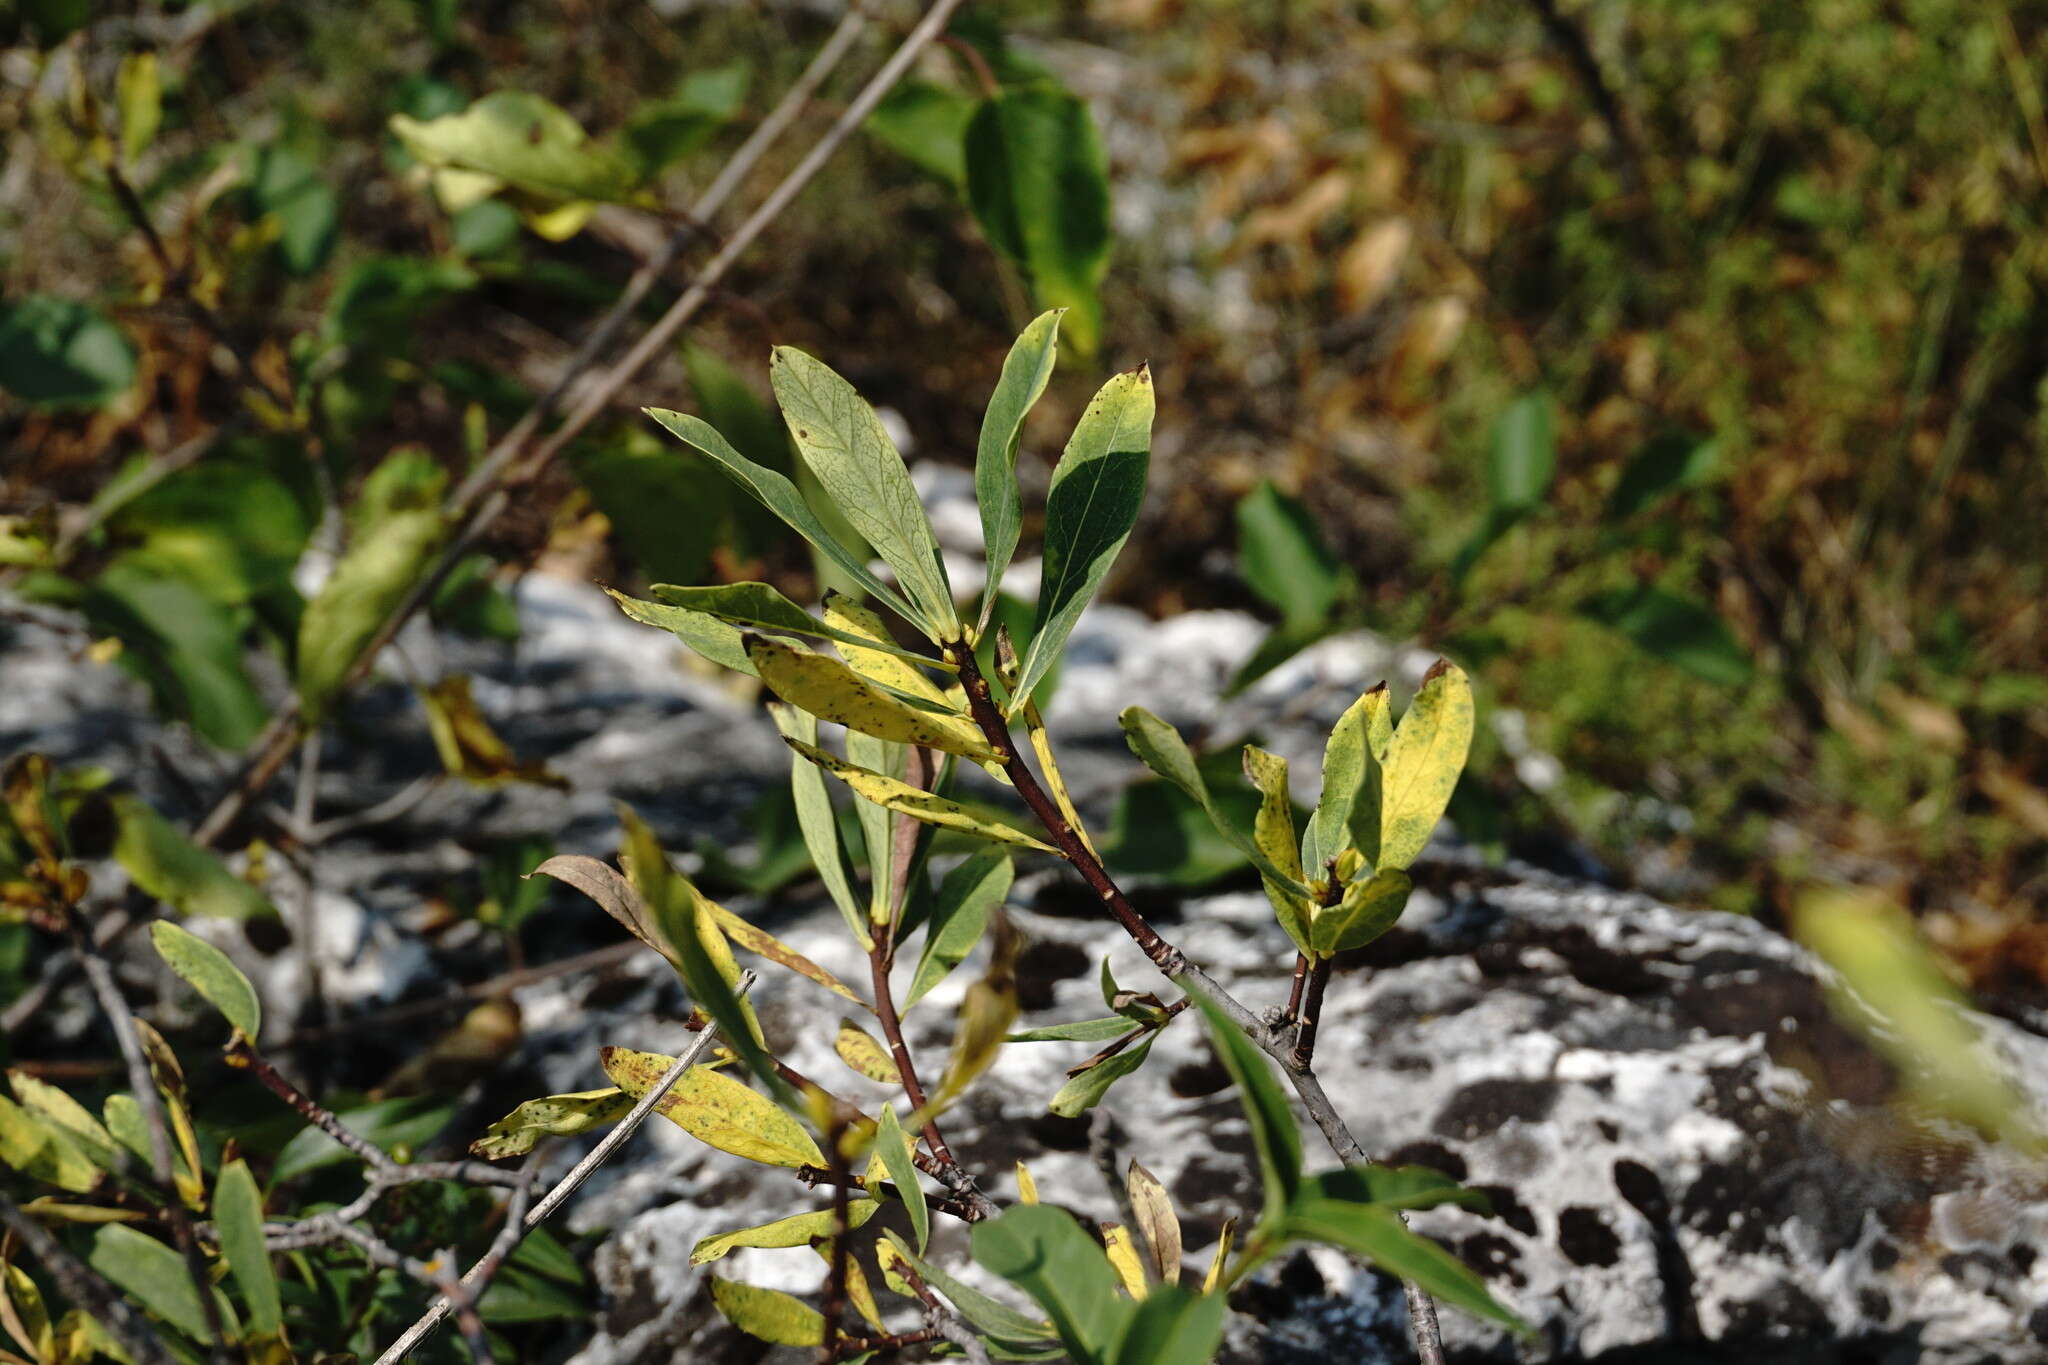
[1309,868,1412,959]
[2,1261,52,1362]
[834,1020,901,1084]
[1242,746,1303,884]
[470,1088,635,1160]
[690,1201,880,1265]
[784,739,1058,853]
[747,635,995,760]
[1203,1216,1237,1295]
[7,1073,119,1170]
[599,1049,822,1168]
[709,1279,823,1347]
[822,591,950,705]
[875,1237,915,1297]
[810,1241,887,1331]
[705,899,867,1009]
[1126,1160,1181,1284]
[936,921,1020,1106]
[0,1099,101,1193]
[418,675,567,789]
[1016,1160,1040,1205]
[1376,661,1474,871]
[1102,1223,1148,1298]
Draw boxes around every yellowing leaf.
[1310,868,1412,958]
[748,635,994,759]
[470,1088,635,1160]
[707,898,866,1009]
[1241,746,1303,885]
[709,1278,824,1347]
[690,1201,879,1265]
[0,1099,101,1193]
[389,92,639,205]
[419,674,567,789]
[149,921,261,1040]
[937,925,1020,1106]
[1311,683,1391,872]
[834,1019,901,1084]
[1126,1160,1181,1285]
[1102,1223,1149,1297]
[297,505,446,719]
[6,1074,119,1171]
[599,1049,822,1168]
[784,738,1058,853]
[821,590,950,704]
[1376,662,1474,871]
[1016,1160,1040,1204]
[1,1261,52,1362]
[1203,1217,1237,1295]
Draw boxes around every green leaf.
[883,1231,1058,1347]
[645,407,921,623]
[1237,482,1341,628]
[867,81,978,187]
[769,346,957,638]
[768,706,870,949]
[296,502,448,720]
[1110,1285,1226,1365]
[388,91,639,204]
[748,635,991,758]
[0,1097,103,1192]
[1189,991,1300,1231]
[570,428,734,586]
[88,1226,210,1340]
[148,921,260,1040]
[1605,432,1718,522]
[607,587,753,676]
[1452,392,1554,579]
[1297,1164,1495,1215]
[476,1264,586,1323]
[622,62,749,176]
[0,296,136,410]
[785,738,1057,852]
[974,1205,1131,1364]
[600,1049,821,1167]
[964,88,1113,354]
[908,848,1012,1005]
[1281,1200,1524,1332]
[1117,708,1312,897]
[691,1200,880,1265]
[1577,586,1754,686]
[213,1158,281,1335]
[1048,1035,1154,1118]
[1012,368,1154,711]
[113,796,275,921]
[1310,868,1411,957]
[116,53,162,164]
[845,729,903,925]
[248,145,339,276]
[976,311,1064,625]
[1306,684,1391,873]
[657,582,941,664]
[272,1096,455,1182]
[875,1104,929,1253]
[710,1279,824,1347]
[1376,662,1475,871]
[470,1088,635,1160]
[5,1072,120,1171]
[1007,1016,1137,1043]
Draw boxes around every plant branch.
[946,642,1449,1364]
[191,0,953,851]
[819,1113,852,1363]
[371,974,752,1363]
[1291,958,1333,1070]
[60,904,231,1363]
[0,1191,176,1365]
[867,944,999,1220]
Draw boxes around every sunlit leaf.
[710,1279,824,1348]
[821,589,954,702]
[785,738,1057,852]
[976,310,1064,623]
[1117,708,1312,898]
[389,91,639,205]
[599,1049,821,1168]
[1126,1160,1181,1285]
[875,1103,929,1253]
[768,706,871,948]
[1111,1285,1226,1365]
[1281,1199,1524,1332]
[769,346,958,637]
[213,1159,281,1335]
[5,1073,119,1171]
[1008,1016,1137,1043]
[645,407,921,624]
[1102,1222,1148,1297]
[748,635,992,759]
[691,1200,879,1266]
[149,921,261,1040]
[297,502,447,720]
[973,1205,1129,1362]
[470,1088,635,1160]
[1309,868,1411,958]
[1049,1037,1153,1118]
[657,582,942,665]
[1012,368,1154,711]
[607,587,754,675]
[0,1099,101,1193]
[1307,684,1390,873]
[1376,661,1474,871]
[835,1019,901,1084]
